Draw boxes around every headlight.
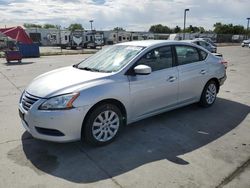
[19,91,24,104]
[39,93,79,110]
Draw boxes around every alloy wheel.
[206,83,217,104]
[92,110,120,142]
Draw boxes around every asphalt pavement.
[0,46,249,188]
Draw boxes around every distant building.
[24,28,105,47]
[23,28,221,46]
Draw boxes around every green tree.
[43,24,60,29]
[23,23,42,28]
[213,22,246,34]
[198,27,205,33]
[232,25,245,34]
[185,25,200,33]
[68,23,84,31]
[173,26,181,33]
[149,24,172,33]
[113,27,126,31]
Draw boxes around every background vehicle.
[190,39,217,53]
[94,33,104,46]
[61,31,104,49]
[86,41,97,49]
[61,30,84,49]
[196,37,217,47]
[19,40,227,146]
[241,39,250,47]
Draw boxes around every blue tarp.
[17,43,40,58]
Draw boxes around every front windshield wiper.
[77,67,101,72]
[72,64,79,68]
[73,65,112,73]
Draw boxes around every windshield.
[77,45,144,72]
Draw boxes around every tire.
[199,80,218,107]
[82,103,123,146]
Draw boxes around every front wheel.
[199,80,218,107]
[82,103,123,146]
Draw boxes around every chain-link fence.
[216,34,250,43]
[168,33,250,43]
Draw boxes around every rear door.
[174,45,209,103]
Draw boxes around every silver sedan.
[189,39,217,53]
[19,40,227,146]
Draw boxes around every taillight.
[220,60,228,69]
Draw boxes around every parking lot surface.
[0,46,249,188]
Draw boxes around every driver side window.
[136,46,173,71]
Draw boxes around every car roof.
[192,39,207,42]
[116,40,197,48]
[196,37,210,40]
[184,39,209,43]
[182,40,195,43]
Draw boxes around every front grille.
[21,91,40,111]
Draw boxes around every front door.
[128,45,179,120]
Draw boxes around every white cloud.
[0,0,249,31]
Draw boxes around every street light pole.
[89,20,93,31]
[116,29,119,43]
[247,18,250,31]
[183,8,189,40]
[89,20,94,43]
[246,18,250,39]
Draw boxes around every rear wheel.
[82,103,123,146]
[199,80,218,107]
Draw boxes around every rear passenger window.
[137,46,173,71]
[175,46,200,65]
[199,49,208,60]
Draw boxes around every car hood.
[26,66,111,98]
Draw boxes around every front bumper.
[18,101,90,142]
[242,42,250,47]
[219,75,227,86]
[211,48,217,53]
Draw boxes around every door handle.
[167,76,177,82]
[200,70,207,75]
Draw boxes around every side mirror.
[134,65,152,75]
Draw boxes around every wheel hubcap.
[92,110,120,142]
[206,83,217,104]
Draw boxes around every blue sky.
[0,0,249,31]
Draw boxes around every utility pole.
[183,8,189,40]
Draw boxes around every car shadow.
[4,61,34,66]
[20,98,250,183]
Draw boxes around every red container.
[5,50,22,63]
